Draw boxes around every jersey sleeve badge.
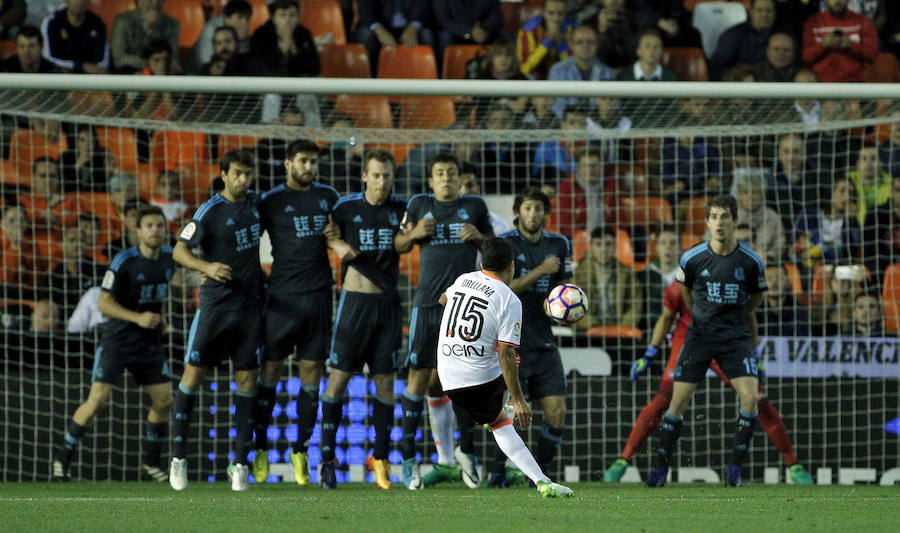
[180,222,197,240]
[101,270,115,290]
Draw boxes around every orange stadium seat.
[883,264,900,333]
[70,91,117,117]
[33,230,61,261]
[808,264,829,307]
[863,53,900,83]
[0,299,35,310]
[300,0,346,45]
[179,162,218,206]
[333,94,392,128]
[572,229,590,263]
[318,43,371,78]
[399,245,420,287]
[501,1,542,35]
[663,47,709,82]
[91,0,135,35]
[0,160,25,186]
[682,196,709,237]
[681,231,702,251]
[370,142,414,166]
[586,325,643,339]
[164,1,207,49]
[544,196,560,234]
[216,134,262,159]
[377,46,437,79]
[625,195,674,228]
[615,229,647,270]
[150,130,210,171]
[398,96,456,130]
[782,263,805,301]
[96,127,138,172]
[0,40,16,60]
[246,0,270,33]
[442,45,488,79]
[74,192,119,234]
[9,129,68,174]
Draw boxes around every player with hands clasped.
[316,149,409,490]
[394,153,494,490]
[437,238,573,498]
[252,139,341,486]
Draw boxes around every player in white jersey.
[436,238,573,498]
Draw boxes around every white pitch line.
[0,496,326,502]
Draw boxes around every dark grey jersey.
[501,229,571,352]
[178,192,264,310]
[404,193,492,307]
[259,182,340,294]
[331,193,407,294]
[99,246,174,350]
[679,241,767,342]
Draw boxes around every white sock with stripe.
[427,396,456,466]
[491,422,550,485]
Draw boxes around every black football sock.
[172,382,198,460]
[235,391,256,464]
[320,394,344,462]
[653,411,683,470]
[400,391,424,460]
[536,424,564,474]
[56,420,87,465]
[372,395,394,461]
[142,421,168,467]
[730,408,758,467]
[297,385,320,453]
[252,381,278,450]
[454,404,476,455]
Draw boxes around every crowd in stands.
[0,1,893,81]
[0,0,898,341]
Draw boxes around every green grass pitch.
[2,482,897,532]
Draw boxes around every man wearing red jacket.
[802,0,877,82]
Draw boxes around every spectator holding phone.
[802,0,878,82]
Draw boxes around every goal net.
[1,76,898,485]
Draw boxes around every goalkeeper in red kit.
[604,280,813,485]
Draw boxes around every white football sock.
[491,423,550,485]
[427,396,456,466]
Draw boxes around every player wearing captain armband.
[437,238,573,498]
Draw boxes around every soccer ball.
[544,284,589,325]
